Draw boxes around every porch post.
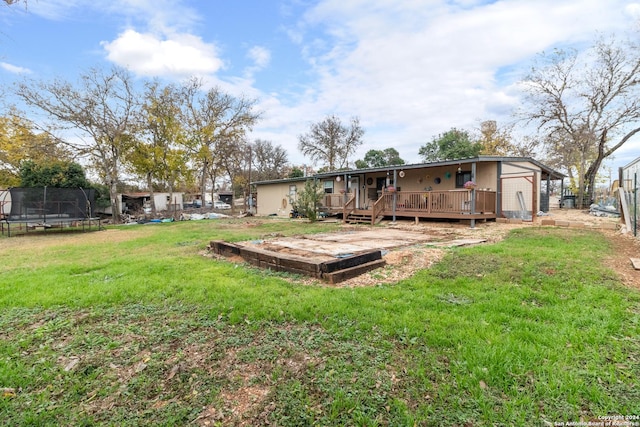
[470,163,476,228]
[392,169,397,223]
[496,162,502,216]
[342,173,348,205]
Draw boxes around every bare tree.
[15,66,139,222]
[298,115,364,171]
[219,136,248,209]
[250,139,289,181]
[520,36,640,207]
[510,135,541,158]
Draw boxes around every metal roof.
[252,156,565,185]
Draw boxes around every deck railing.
[371,194,385,221]
[387,190,496,214]
[326,189,496,218]
[381,190,472,213]
[342,194,356,219]
[323,193,352,209]
[474,190,497,214]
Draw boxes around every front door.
[349,176,360,208]
[376,177,386,197]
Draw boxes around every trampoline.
[1,187,101,236]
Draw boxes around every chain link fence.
[620,167,639,238]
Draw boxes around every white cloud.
[101,29,224,78]
[100,0,202,34]
[23,0,84,20]
[0,62,31,74]
[24,0,200,31]
[624,2,640,19]
[247,46,271,69]
[272,0,639,165]
[10,0,639,169]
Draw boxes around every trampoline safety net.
[4,187,96,223]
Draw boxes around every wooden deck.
[322,190,497,224]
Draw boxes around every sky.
[1,0,640,176]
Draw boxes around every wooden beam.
[321,251,382,273]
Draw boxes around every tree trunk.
[200,159,208,208]
[168,186,176,219]
[147,172,156,215]
[584,157,603,208]
[109,178,120,223]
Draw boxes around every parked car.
[213,200,231,210]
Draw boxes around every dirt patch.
[536,209,640,290]
[229,209,640,289]
[603,230,640,290]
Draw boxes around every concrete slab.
[248,228,439,258]
[214,227,489,283]
[631,258,640,270]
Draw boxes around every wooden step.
[347,213,372,224]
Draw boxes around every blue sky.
[1,0,640,174]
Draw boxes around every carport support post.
[546,174,551,212]
[42,186,47,226]
[496,161,502,215]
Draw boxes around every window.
[289,185,297,198]
[456,171,472,188]
[323,180,334,194]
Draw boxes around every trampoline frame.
[1,187,102,237]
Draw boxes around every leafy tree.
[288,167,304,178]
[477,121,518,156]
[355,148,405,169]
[128,80,190,214]
[290,179,324,222]
[298,115,364,171]
[419,128,482,162]
[519,36,640,207]
[19,160,91,188]
[15,66,139,222]
[0,111,72,187]
[180,78,260,206]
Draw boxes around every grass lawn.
[1,218,639,426]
